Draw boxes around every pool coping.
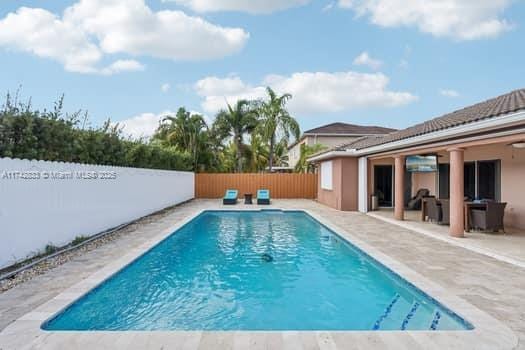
[0,207,518,349]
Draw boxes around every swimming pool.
[43,210,472,331]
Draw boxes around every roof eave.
[354,109,525,156]
[307,109,525,162]
[302,133,390,137]
[307,150,357,163]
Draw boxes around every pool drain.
[261,253,274,262]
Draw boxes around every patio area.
[369,208,525,268]
[0,199,524,349]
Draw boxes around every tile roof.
[304,122,396,135]
[334,88,525,152]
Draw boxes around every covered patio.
[365,133,525,263]
[369,208,525,267]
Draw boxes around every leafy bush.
[71,235,89,246]
[0,92,192,171]
[44,244,58,255]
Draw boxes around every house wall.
[411,172,437,196]
[368,158,436,196]
[305,135,362,148]
[287,140,307,168]
[438,143,525,229]
[316,138,525,229]
[288,135,362,168]
[317,157,358,211]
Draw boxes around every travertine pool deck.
[370,208,525,268]
[0,199,523,349]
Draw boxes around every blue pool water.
[43,210,472,331]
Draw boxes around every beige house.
[309,88,525,236]
[287,122,396,168]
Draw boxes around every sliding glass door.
[374,165,393,207]
[438,164,450,199]
[438,160,500,201]
[478,160,501,200]
[464,162,476,200]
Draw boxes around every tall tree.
[213,100,258,173]
[294,143,327,173]
[248,133,269,172]
[153,107,211,171]
[257,87,300,172]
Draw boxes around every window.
[321,161,333,190]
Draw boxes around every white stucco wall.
[0,158,194,268]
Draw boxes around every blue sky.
[0,0,524,138]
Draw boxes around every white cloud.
[0,7,102,74]
[101,60,145,75]
[161,83,171,93]
[399,44,411,69]
[353,51,383,70]
[195,71,417,115]
[440,89,460,98]
[0,0,249,74]
[116,111,173,139]
[323,2,336,12]
[195,76,267,113]
[338,0,513,40]
[117,109,212,138]
[163,0,309,14]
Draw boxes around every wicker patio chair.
[425,197,442,223]
[470,202,507,233]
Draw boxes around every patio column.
[394,155,405,221]
[449,148,465,237]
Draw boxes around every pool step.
[372,294,400,330]
[401,301,420,330]
[429,310,441,331]
[373,298,443,331]
[373,295,413,330]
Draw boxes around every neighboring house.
[309,88,525,237]
[287,122,396,168]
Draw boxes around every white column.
[358,157,368,213]
[394,155,405,221]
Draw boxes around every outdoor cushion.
[223,189,238,205]
[257,189,270,205]
[224,190,238,199]
[257,190,269,199]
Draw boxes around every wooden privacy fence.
[195,173,318,199]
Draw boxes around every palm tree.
[257,87,300,172]
[249,133,269,172]
[153,107,210,171]
[294,143,327,173]
[272,139,290,168]
[213,100,258,173]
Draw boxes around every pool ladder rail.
[372,294,442,331]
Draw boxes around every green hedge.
[0,95,192,171]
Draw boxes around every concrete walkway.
[0,199,524,349]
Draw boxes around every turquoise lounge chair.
[257,189,270,205]
[223,189,238,205]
